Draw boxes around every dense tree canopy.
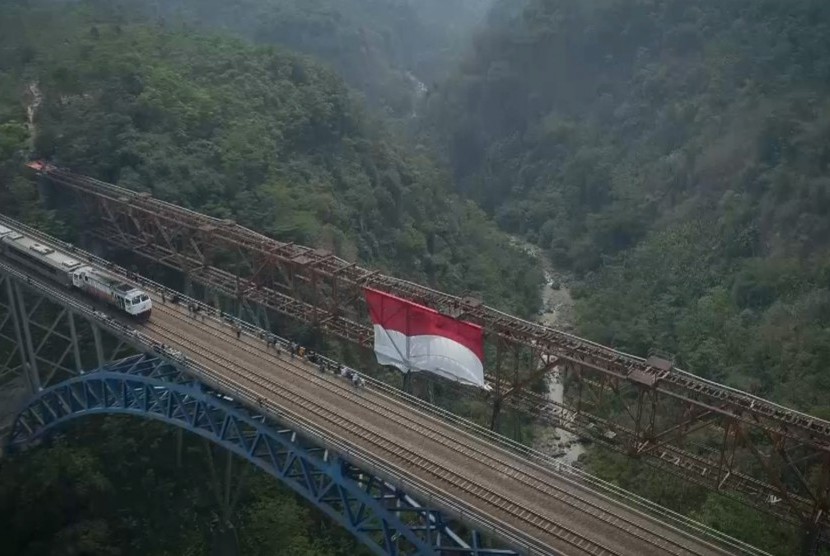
[0,2,541,317]
[74,0,492,117]
[0,2,539,554]
[418,1,830,552]
[5,0,830,554]
[426,0,830,408]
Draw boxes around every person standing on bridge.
[235,324,242,339]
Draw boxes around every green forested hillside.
[0,3,540,554]
[427,0,830,408]
[76,0,491,117]
[0,417,368,556]
[421,1,830,551]
[5,0,830,553]
[0,3,541,317]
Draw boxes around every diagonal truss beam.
[14,165,830,530]
[7,354,522,556]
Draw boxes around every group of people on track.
[233,319,365,388]
[155,286,366,388]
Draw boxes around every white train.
[0,223,152,321]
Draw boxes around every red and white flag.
[363,288,487,389]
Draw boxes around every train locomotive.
[0,223,152,321]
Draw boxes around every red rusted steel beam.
[27,162,830,528]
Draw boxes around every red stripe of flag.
[363,288,484,360]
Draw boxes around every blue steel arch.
[7,354,515,556]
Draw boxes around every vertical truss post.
[648,388,658,444]
[183,272,194,297]
[258,303,271,331]
[809,456,830,547]
[67,310,83,374]
[91,323,105,368]
[511,344,521,440]
[490,336,503,431]
[12,281,41,392]
[212,290,223,315]
[632,388,646,454]
[4,277,31,390]
[472,530,483,551]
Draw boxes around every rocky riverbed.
[510,237,585,465]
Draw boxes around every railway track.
[152,303,708,555]
[0,223,734,555]
[144,299,728,556]
[145,305,606,555]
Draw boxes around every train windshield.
[130,294,149,305]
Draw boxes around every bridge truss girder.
[8,355,514,556]
[0,272,137,390]
[0,262,521,555]
[25,166,830,530]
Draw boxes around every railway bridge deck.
[0,250,742,554]
[139,295,731,556]
[0,210,772,555]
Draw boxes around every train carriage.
[71,267,151,320]
[0,223,151,321]
[0,224,83,286]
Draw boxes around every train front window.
[130,297,141,305]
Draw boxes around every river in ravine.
[509,237,586,465]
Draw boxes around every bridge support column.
[67,311,84,374]
[490,396,502,431]
[203,441,245,556]
[10,281,41,392]
[183,273,194,298]
[91,324,105,369]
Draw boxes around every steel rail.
[146,301,715,556]
[147,315,619,556]
[0,260,555,556]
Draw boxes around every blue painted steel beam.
[7,354,518,556]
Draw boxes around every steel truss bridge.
[0,267,515,555]
[0,215,754,556]
[23,164,830,541]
